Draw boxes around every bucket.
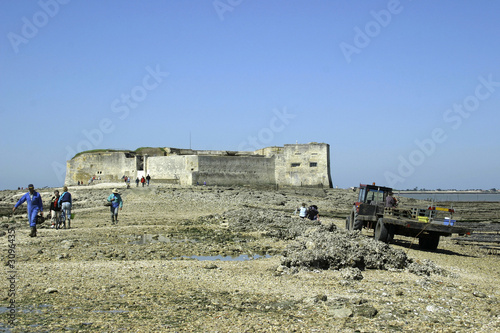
[70,213,75,219]
[444,217,455,226]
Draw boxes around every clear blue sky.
[1,0,499,190]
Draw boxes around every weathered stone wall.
[146,155,197,184]
[191,156,275,186]
[65,151,136,184]
[275,143,332,187]
[65,143,332,187]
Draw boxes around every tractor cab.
[347,183,394,230]
[357,184,393,205]
[353,184,393,222]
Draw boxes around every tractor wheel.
[419,234,440,251]
[353,213,363,231]
[374,218,388,243]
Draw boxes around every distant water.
[397,192,500,202]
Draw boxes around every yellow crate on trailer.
[418,216,429,223]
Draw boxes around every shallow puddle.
[92,309,129,313]
[1,305,52,333]
[128,234,197,245]
[178,254,272,261]
[0,304,52,315]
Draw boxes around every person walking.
[49,190,62,229]
[107,188,123,225]
[146,174,151,186]
[135,177,140,187]
[58,186,72,229]
[13,184,43,237]
[141,176,146,187]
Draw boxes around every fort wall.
[65,151,137,184]
[65,143,332,187]
[147,155,191,184]
[275,143,332,187]
[192,156,275,186]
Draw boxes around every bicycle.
[56,210,66,229]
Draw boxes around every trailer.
[346,183,472,250]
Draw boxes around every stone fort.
[65,142,332,187]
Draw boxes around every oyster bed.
[1,184,499,332]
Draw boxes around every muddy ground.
[1,184,499,332]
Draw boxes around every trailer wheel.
[419,234,440,250]
[374,218,388,243]
[353,213,363,231]
[387,225,395,243]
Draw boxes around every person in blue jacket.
[107,188,123,225]
[13,184,44,237]
[58,186,72,229]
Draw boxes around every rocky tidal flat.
[1,184,499,332]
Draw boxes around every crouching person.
[107,188,123,225]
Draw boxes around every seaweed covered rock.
[407,258,449,276]
[221,208,329,239]
[201,208,444,276]
[280,229,408,271]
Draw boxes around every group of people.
[13,185,72,237]
[135,174,151,187]
[48,186,73,230]
[13,184,125,237]
[87,176,101,185]
[127,175,151,187]
[120,174,152,188]
[123,176,132,188]
[298,203,320,221]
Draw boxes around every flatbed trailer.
[346,184,472,250]
[374,215,471,250]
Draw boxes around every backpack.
[307,206,318,220]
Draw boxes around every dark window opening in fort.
[294,152,301,155]
[310,162,317,167]
[136,156,144,171]
[291,163,301,167]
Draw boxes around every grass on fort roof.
[134,147,161,151]
[72,147,163,159]
[72,149,131,159]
